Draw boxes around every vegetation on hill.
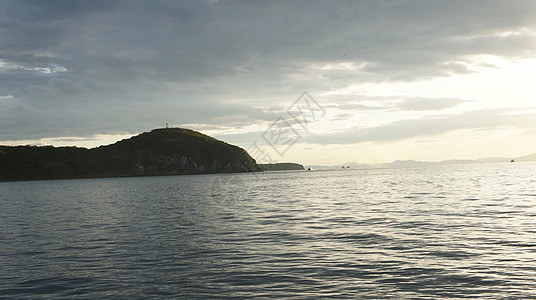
[259,163,305,171]
[0,128,260,181]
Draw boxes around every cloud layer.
[1,0,536,143]
[306,109,536,145]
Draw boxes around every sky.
[1,0,536,165]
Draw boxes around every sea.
[1,162,535,299]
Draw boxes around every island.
[259,163,305,171]
[0,128,261,181]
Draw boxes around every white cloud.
[395,97,469,111]
[305,108,536,145]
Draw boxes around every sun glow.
[324,56,536,110]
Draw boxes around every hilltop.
[0,128,261,181]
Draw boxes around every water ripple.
[1,163,536,298]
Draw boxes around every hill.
[259,163,305,171]
[313,152,536,170]
[515,152,536,162]
[0,128,261,181]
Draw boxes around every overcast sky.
[1,0,536,164]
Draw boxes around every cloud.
[395,97,470,111]
[0,88,13,99]
[305,108,536,145]
[322,95,470,114]
[1,1,536,141]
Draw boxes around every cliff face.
[0,128,260,181]
[259,163,305,171]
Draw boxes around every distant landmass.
[0,128,261,181]
[259,163,305,171]
[313,153,536,170]
[515,152,536,162]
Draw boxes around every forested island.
[0,128,261,181]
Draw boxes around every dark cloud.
[1,0,536,141]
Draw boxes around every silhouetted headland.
[0,128,261,181]
[259,163,305,171]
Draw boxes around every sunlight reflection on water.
[1,163,535,298]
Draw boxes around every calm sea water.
[1,163,535,299]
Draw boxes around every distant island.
[311,153,536,170]
[0,128,261,181]
[259,163,305,171]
